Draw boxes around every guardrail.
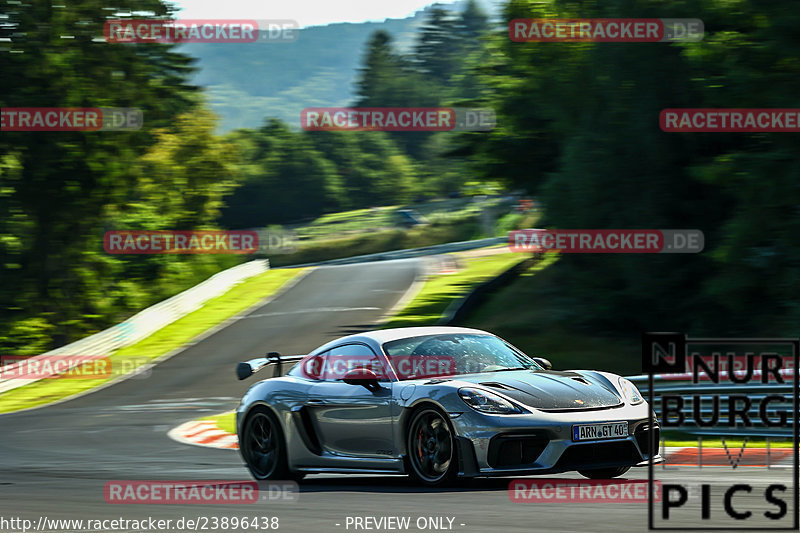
[0,259,270,394]
[629,373,796,438]
[439,254,540,325]
[288,236,506,268]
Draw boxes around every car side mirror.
[533,357,552,370]
[343,368,381,390]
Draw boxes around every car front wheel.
[406,407,458,486]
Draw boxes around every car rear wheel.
[406,407,457,486]
[578,466,631,479]
[241,408,290,480]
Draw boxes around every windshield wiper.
[484,367,529,372]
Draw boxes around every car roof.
[311,326,492,354]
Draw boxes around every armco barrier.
[290,236,506,268]
[0,259,269,394]
[629,373,796,438]
[439,254,540,325]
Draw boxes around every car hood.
[449,369,623,411]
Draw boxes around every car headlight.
[618,377,644,405]
[458,387,522,414]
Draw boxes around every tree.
[307,131,420,208]
[355,30,442,159]
[414,6,459,86]
[0,0,216,351]
[220,120,340,227]
[456,0,489,45]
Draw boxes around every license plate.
[572,422,628,441]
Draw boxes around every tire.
[406,406,458,487]
[240,407,292,481]
[578,466,631,479]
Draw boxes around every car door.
[306,343,394,457]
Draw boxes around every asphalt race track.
[0,259,796,533]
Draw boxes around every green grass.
[201,410,237,435]
[294,206,399,239]
[290,197,505,242]
[270,218,483,267]
[384,250,540,328]
[0,267,306,414]
[271,197,524,267]
[463,256,644,376]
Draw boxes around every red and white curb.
[662,446,793,467]
[168,420,239,450]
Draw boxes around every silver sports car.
[235,326,661,486]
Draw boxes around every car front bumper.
[448,403,660,477]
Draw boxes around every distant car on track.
[235,326,661,486]
[395,209,427,227]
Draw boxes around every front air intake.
[488,433,550,468]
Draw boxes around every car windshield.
[382,334,542,380]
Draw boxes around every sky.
[167,0,463,28]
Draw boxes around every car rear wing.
[236,352,306,380]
